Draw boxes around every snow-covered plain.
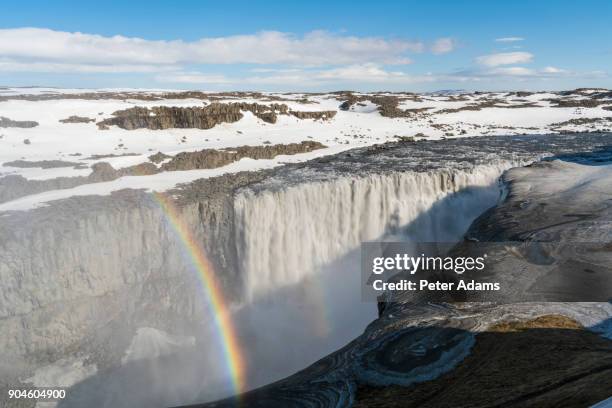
[1,87,611,211]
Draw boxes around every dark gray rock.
[0,116,38,128]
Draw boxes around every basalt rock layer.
[0,116,38,128]
[59,115,96,124]
[0,141,325,203]
[96,103,336,130]
[161,141,326,171]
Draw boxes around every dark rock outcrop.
[2,160,83,169]
[83,153,139,160]
[338,94,408,117]
[288,88,596,114]
[338,93,431,118]
[513,91,534,97]
[148,151,172,164]
[436,99,539,114]
[289,110,336,120]
[550,116,612,128]
[97,105,240,130]
[162,141,326,171]
[355,315,612,408]
[59,115,96,124]
[547,98,611,108]
[119,162,160,176]
[96,103,337,130]
[87,162,121,182]
[0,141,326,203]
[559,88,612,99]
[0,116,38,128]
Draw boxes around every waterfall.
[234,160,524,300]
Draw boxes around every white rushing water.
[234,160,523,301]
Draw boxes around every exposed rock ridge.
[337,92,543,117]
[59,115,95,123]
[0,162,125,203]
[0,141,326,203]
[161,141,326,171]
[2,160,84,169]
[96,103,336,130]
[0,116,38,128]
[338,93,427,118]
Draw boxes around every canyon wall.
[0,160,518,384]
[0,133,610,390]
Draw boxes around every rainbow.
[153,191,246,395]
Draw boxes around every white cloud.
[451,65,595,82]
[2,27,604,90]
[495,37,525,42]
[249,68,303,74]
[488,66,535,76]
[431,38,455,54]
[0,60,178,73]
[156,64,438,87]
[313,63,407,81]
[154,72,233,84]
[0,27,432,73]
[541,66,567,74]
[476,52,534,67]
[156,62,607,89]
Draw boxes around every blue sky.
[1,0,611,91]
